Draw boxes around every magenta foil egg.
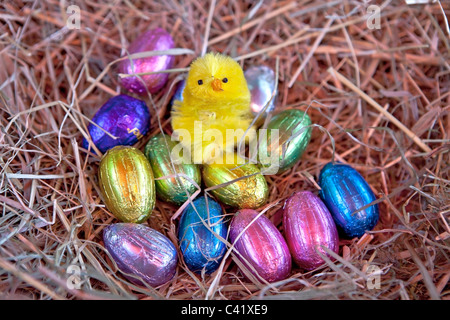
[229,209,291,283]
[282,191,339,270]
[119,28,175,95]
[103,223,177,287]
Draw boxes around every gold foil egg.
[144,134,201,205]
[202,154,268,209]
[98,146,156,223]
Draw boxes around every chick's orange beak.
[211,78,223,92]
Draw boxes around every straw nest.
[0,0,449,300]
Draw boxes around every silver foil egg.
[244,65,277,119]
[103,223,177,287]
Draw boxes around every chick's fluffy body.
[171,53,253,163]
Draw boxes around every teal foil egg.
[178,197,228,274]
[258,109,311,174]
[319,162,379,238]
[144,134,201,205]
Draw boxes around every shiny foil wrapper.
[282,191,339,270]
[144,134,201,205]
[178,197,228,274]
[229,209,291,283]
[82,95,150,154]
[244,65,277,118]
[98,146,156,223]
[170,78,186,107]
[319,162,379,238]
[119,28,175,95]
[258,109,311,174]
[202,157,268,209]
[103,223,177,287]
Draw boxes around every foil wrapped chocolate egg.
[98,146,156,223]
[170,78,186,107]
[282,191,339,270]
[178,197,228,274]
[119,28,175,95]
[229,209,291,283]
[103,223,177,287]
[319,162,380,238]
[82,95,150,154]
[244,65,277,118]
[258,109,311,174]
[144,134,201,205]
[202,156,268,209]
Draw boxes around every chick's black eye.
[222,78,228,83]
[198,80,203,85]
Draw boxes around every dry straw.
[0,0,449,300]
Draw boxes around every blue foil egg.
[170,78,186,107]
[318,162,379,238]
[178,197,228,274]
[82,94,150,154]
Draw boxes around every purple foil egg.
[103,223,177,287]
[82,94,150,154]
[229,209,291,283]
[282,191,339,270]
[119,28,175,95]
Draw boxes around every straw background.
[0,0,449,300]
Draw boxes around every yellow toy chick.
[171,52,253,164]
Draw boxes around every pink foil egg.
[282,191,339,270]
[119,28,175,95]
[229,209,291,283]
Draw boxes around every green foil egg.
[144,134,201,205]
[98,146,156,223]
[202,155,268,209]
[258,109,311,174]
